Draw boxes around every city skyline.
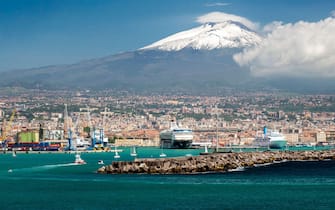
[1,0,335,71]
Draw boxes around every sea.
[1,146,335,210]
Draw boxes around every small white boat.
[74,153,86,164]
[159,152,167,158]
[159,146,167,158]
[98,160,104,165]
[114,151,120,159]
[130,146,137,157]
[114,145,121,159]
[204,144,209,153]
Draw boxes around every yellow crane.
[0,109,16,142]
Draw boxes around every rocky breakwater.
[97,150,335,174]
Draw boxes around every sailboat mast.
[216,104,219,152]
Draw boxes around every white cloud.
[233,17,335,78]
[262,21,283,33]
[196,11,258,31]
[205,2,231,7]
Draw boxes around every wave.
[254,162,273,167]
[228,167,245,172]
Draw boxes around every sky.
[1,0,335,72]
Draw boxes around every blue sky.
[1,0,335,71]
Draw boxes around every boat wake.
[8,162,82,173]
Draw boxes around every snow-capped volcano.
[141,21,262,51]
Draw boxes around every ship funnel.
[263,126,267,135]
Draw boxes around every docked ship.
[254,127,287,149]
[268,131,287,149]
[160,121,193,149]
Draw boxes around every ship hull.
[269,140,287,149]
[161,139,192,149]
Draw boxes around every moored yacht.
[74,153,86,164]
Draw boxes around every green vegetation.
[19,111,34,122]
[308,104,335,112]
[222,114,234,122]
[279,104,305,112]
[29,104,81,114]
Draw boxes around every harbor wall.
[97,150,335,174]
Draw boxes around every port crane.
[64,104,74,151]
[86,106,107,150]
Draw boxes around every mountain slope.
[0,49,257,92]
[141,21,261,51]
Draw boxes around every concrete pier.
[97,150,335,174]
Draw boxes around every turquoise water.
[1,147,335,210]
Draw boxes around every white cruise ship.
[160,121,193,149]
[268,131,287,149]
[254,127,287,149]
